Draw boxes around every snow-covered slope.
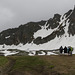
[0,7,75,56]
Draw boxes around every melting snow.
[28,51,36,56]
[38,51,46,55]
[47,52,58,55]
[0,49,19,56]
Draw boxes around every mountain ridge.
[0,7,75,50]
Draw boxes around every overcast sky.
[0,0,75,32]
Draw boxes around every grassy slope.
[8,55,75,75]
[0,56,8,67]
[0,55,75,75]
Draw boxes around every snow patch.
[5,36,10,39]
[34,21,58,39]
[47,52,58,55]
[38,51,45,55]
[28,51,36,56]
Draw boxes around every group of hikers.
[59,46,73,56]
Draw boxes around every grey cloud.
[0,0,75,31]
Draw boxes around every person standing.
[59,46,63,54]
[67,47,70,55]
[69,46,73,56]
[64,46,67,54]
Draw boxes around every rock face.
[0,7,75,45]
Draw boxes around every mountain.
[0,6,75,50]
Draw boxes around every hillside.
[0,7,75,56]
[0,55,75,75]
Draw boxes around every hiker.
[67,46,70,55]
[68,46,73,56]
[64,46,67,54]
[59,46,63,54]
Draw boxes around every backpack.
[71,47,73,51]
[67,47,69,52]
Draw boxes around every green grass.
[0,56,8,67]
[9,56,51,75]
[1,55,75,75]
[12,56,47,71]
[10,55,75,75]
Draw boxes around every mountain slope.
[0,7,75,51]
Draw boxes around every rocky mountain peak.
[0,7,75,45]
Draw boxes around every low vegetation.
[0,56,8,67]
[0,55,75,75]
